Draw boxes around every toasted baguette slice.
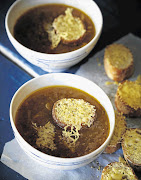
[105,111,127,153]
[104,44,134,82]
[52,98,96,129]
[53,8,86,44]
[115,80,141,117]
[101,162,138,180]
[122,128,141,171]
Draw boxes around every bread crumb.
[105,81,119,85]
[119,156,126,164]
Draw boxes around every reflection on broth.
[15,86,109,158]
[14,4,95,54]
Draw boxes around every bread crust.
[104,111,127,154]
[52,100,66,128]
[101,162,138,180]
[104,44,134,82]
[104,143,121,154]
[115,93,141,117]
[122,128,141,172]
[115,81,141,117]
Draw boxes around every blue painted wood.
[0,54,31,179]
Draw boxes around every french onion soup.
[14,4,95,54]
[15,86,109,158]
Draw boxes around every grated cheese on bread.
[53,8,86,44]
[105,111,127,153]
[115,79,141,117]
[122,128,141,171]
[44,8,86,49]
[44,23,61,49]
[101,162,138,180]
[52,98,96,145]
[104,44,134,82]
[33,121,56,151]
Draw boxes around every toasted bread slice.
[115,80,141,117]
[52,98,96,129]
[104,44,134,82]
[101,162,138,180]
[122,128,141,171]
[53,8,86,44]
[52,98,96,145]
[105,111,127,153]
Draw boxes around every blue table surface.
[0,0,141,179]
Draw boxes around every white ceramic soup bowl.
[10,73,115,170]
[5,0,103,73]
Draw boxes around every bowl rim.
[5,0,103,59]
[10,73,115,163]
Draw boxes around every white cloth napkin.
[1,33,141,180]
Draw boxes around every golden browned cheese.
[32,121,56,151]
[101,162,138,180]
[53,8,86,43]
[45,8,86,49]
[52,98,96,146]
[122,128,141,171]
[104,44,134,81]
[115,79,141,117]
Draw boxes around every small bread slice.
[52,98,96,145]
[104,44,134,82]
[101,162,138,180]
[105,111,127,153]
[52,98,96,129]
[122,128,141,171]
[53,8,86,44]
[115,80,141,117]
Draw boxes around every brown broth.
[14,4,95,54]
[15,86,109,158]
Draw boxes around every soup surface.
[14,4,95,54]
[15,86,109,158]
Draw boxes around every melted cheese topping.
[123,129,141,164]
[53,8,86,42]
[44,23,61,49]
[33,122,56,151]
[118,80,141,110]
[54,98,96,145]
[54,98,96,127]
[102,162,137,180]
[44,8,86,49]
[105,44,133,69]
